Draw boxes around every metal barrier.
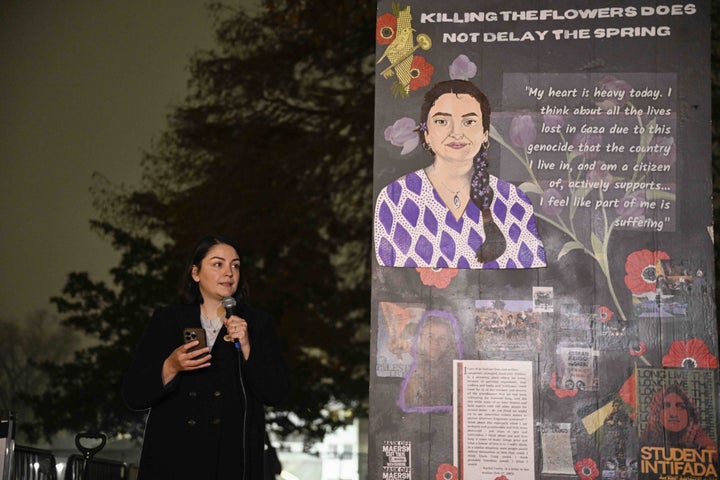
[62,455,126,480]
[1,412,15,480]
[2,414,128,480]
[10,441,127,480]
[10,447,128,480]
[12,446,57,480]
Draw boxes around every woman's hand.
[162,343,211,385]
[224,315,251,359]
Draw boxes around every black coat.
[122,302,290,480]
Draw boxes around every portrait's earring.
[419,122,434,154]
[478,138,489,160]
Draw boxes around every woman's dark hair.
[419,79,506,263]
[419,80,490,143]
[182,235,248,304]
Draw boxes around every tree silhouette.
[0,310,81,442]
[24,0,375,442]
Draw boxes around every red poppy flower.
[574,458,599,480]
[597,306,613,323]
[629,341,647,357]
[495,476,509,480]
[624,249,670,295]
[435,463,458,480]
[409,55,434,91]
[376,13,397,45]
[662,338,718,368]
[417,267,458,289]
[550,371,578,398]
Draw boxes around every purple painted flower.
[509,115,537,149]
[572,132,602,159]
[384,117,420,155]
[586,161,613,184]
[616,190,646,219]
[595,75,632,110]
[647,136,676,165]
[541,188,565,216]
[448,54,477,80]
[542,114,564,128]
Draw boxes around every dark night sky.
[0,2,222,321]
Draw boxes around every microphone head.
[222,296,237,310]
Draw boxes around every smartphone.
[183,328,207,352]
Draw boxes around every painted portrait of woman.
[399,312,461,412]
[374,79,546,269]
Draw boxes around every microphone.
[222,296,242,351]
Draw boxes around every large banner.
[370,1,716,479]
